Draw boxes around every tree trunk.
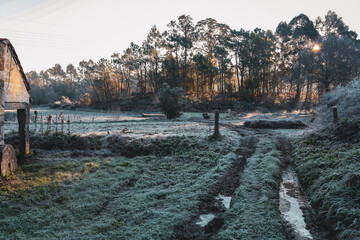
[240,67,244,95]
[196,73,199,99]
[235,54,240,93]
[294,77,301,108]
[183,48,187,91]
[144,65,147,94]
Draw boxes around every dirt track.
[176,124,331,240]
[276,137,332,240]
[175,137,258,240]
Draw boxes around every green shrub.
[159,83,184,119]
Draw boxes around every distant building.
[0,38,31,176]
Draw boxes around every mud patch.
[280,166,313,240]
[175,137,257,240]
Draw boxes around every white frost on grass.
[5,108,244,143]
[216,194,231,209]
[5,107,314,141]
[279,167,313,240]
[77,121,215,139]
[196,214,215,227]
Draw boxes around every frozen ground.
[1,107,334,239]
[4,107,314,140]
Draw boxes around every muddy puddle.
[215,194,231,209]
[197,214,216,227]
[277,136,331,240]
[280,166,313,240]
[195,194,231,228]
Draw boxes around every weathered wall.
[0,44,5,144]
[0,43,29,105]
[0,78,3,144]
[0,44,8,108]
[0,41,30,162]
[4,57,30,104]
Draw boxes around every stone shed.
[0,38,31,176]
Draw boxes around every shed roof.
[0,38,31,92]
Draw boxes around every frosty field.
[1,107,350,239]
[4,107,313,139]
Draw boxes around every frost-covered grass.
[318,79,360,124]
[1,106,316,239]
[5,107,141,123]
[292,134,360,239]
[290,79,360,239]
[5,108,242,139]
[217,139,285,240]
[5,107,313,139]
[6,130,241,159]
[0,136,239,239]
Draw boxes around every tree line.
[27,10,360,109]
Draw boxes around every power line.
[0,28,101,43]
[2,35,100,48]
[1,35,99,47]
[0,30,96,42]
[7,40,100,49]
[0,17,82,29]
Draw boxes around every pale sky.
[0,0,359,72]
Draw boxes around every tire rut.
[276,136,333,240]
[175,136,258,240]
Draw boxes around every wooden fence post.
[17,105,30,159]
[213,111,220,139]
[40,115,43,134]
[332,107,338,123]
[34,110,38,133]
[61,118,64,134]
[46,115,52,133]
[55,114,58,133]
[67,117,71,134]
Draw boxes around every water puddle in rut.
[279,166,313,240]
[196,195,231,227]
[215,194,231,209]
[196,214,216,227]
